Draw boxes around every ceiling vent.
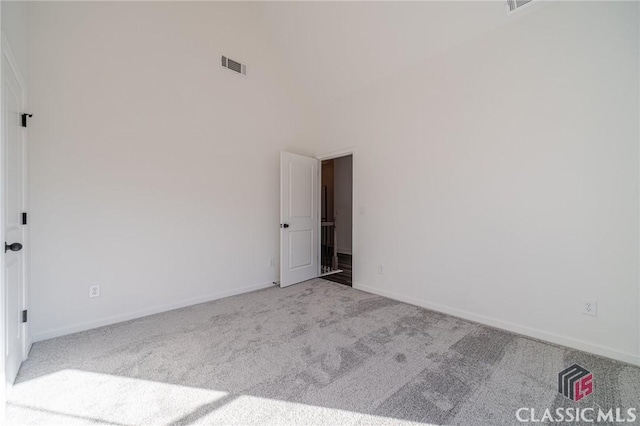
[506,0,534,14]
[221,56,246,75]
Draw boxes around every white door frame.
[0,23,4,408]
[316,147,356,284]
[1,33,30,390]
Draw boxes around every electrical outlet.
[582,300,597,317]
[378,265,384,274]
[269,258,276,268]
[89,285,101,298]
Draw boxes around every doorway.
[279,150,354,289]
[320,155,352,286]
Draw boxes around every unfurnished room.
[0,0,639,425]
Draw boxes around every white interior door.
[280,151,319,287]
[2,52,27,385]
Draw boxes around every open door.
[2,51,28,385]
[280,152,319,287]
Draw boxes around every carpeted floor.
[7,279,640,425]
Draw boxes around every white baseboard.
[32,281,275,342]
[353,283,640,367]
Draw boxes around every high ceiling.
[256,1,514,108]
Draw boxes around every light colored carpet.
[6,279,640,425]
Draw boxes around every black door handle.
[5,242,23,253]
[281,223,290,229]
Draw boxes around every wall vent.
[221,55,246,75]
[506,0,534,14]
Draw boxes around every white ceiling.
[256,1,512,108]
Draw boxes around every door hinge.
[22,212,27,225]
[22,310,27,323]
[21,113,33,128]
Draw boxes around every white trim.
[32,281,275,342]
[316,146,356,161]
[0,15,6,408]
[354,283,640,367]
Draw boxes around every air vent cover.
[221,55,246,75]
[506,0,533,14]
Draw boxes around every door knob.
[5,242,23,253]
[281,223,290,229]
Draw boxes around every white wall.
[28,2,312,340]
[24,0,640,366]
[311,2,640,365]
[334,155,352,254]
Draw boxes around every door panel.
[3,53,26,384]
[289,230,312,269]
[280,152,319,287]
[289,162,313,218]
[5,258,21,361]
